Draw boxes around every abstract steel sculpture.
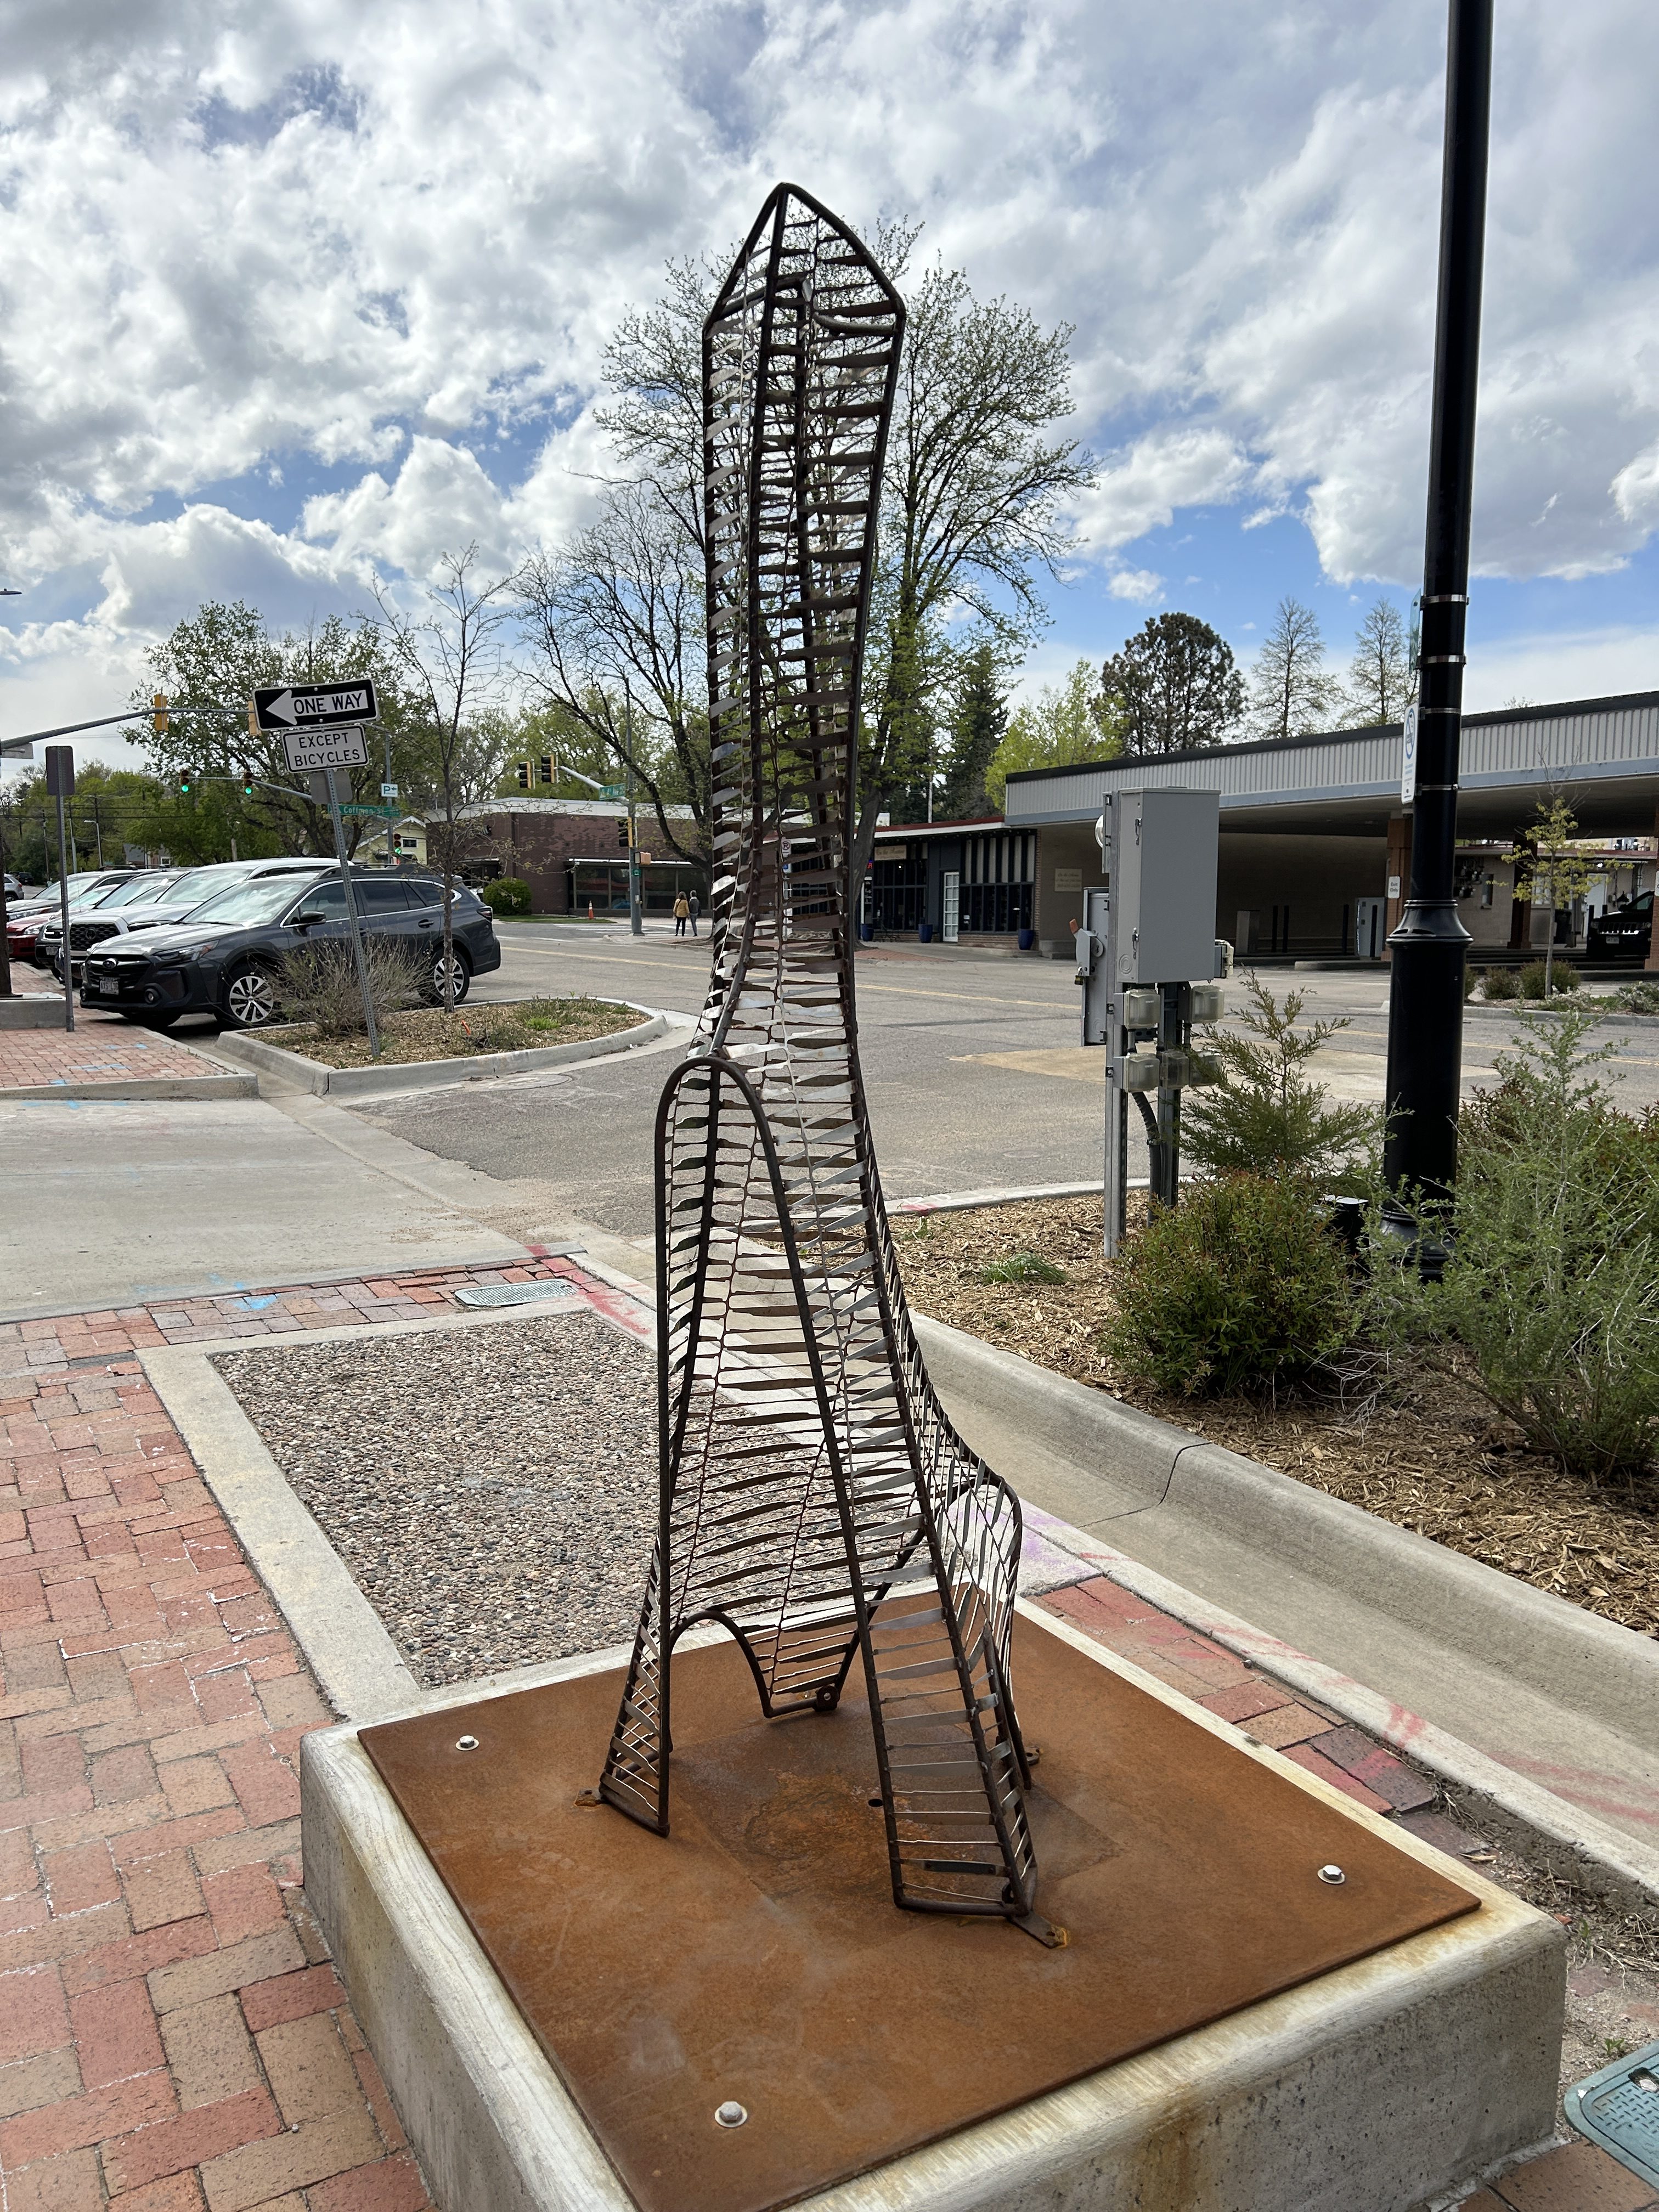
[599,183,1047,1937]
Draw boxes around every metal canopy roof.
[1003,690,1659,837]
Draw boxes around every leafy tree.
[1184,975,1378,1190]
[1247,597,1338,743]
[132,602,420,858]
[492,704,617,800]
[1098,612,1244,755]
[1515,798,1600,998]
[936,645,1008,820]
[986,659,1120,807]
[1341,598,1413,726]
[539,227,1097,879]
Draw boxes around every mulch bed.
[261,994,640,1068]
[892,1197,1659,1641]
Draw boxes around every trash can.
[917,921,933,944]
[1018,927,1036,951]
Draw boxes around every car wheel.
[222,963,281,1030]
[430,948,471,1006]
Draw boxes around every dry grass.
[261,995,641,1068]
[892,1195,1659,1641]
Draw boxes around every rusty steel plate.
[360,1616,1478,2212]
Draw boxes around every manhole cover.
[1566,2039,1659,2190]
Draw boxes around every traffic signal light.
[242,780,256,798]
[152,693,169,735]
[179,770,197,797]
[615,817,630,849]
[515,760,531,790]
[538,754,554,786]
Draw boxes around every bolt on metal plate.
[714,2103,748,2129]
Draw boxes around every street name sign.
[253,679,379,733]
[341,803,400,819]
[280,723,370,774]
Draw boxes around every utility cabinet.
[1111,788,1221,985]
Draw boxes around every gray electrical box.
[1111,787,1220,985]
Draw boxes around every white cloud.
[1464,625,1659,715]
[1107,567,1163,603]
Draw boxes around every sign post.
[44,747,75,1032]
[301,755,379,1061]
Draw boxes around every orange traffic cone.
[587,901,594,922]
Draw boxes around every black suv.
[1586,890,1654,964]
[81,870,500,1028]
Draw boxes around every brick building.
[445,798,704,916]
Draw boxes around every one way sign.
[252,679,380,732]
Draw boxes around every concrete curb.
[0,997,74,1029]
[0,1071,257,1102]
[139,1342,420,1721]
[209,1001,668,1098]
[913,1310,1659,1914]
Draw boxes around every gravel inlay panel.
[213,1313,656,1685]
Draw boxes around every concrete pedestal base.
[301,1607,1565,2212]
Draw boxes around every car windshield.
[71,878,140,908]
[142,866,245,909]
[99,875,182,909]
[184,874,330,926]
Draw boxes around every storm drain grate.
[1566,2038,1659,2190]
[453,1279,584,1310]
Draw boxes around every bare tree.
[1248,598,1338,743]
[517,479,708,862]
[1341,597,1413,726]
[538,227,1096,884]
[375,547,514,1010]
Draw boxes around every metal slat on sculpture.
[599,183,1049,1939]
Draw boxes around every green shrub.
[979,1252,1067,1286]
[1105,1174,1355,1397]
[1182,975,1379,1191]
[1464,965,1481,1002]
[1481,965,1521,1001]
[1375,1014,1659,1480]
[1612,980,1659,1016]
[479,876,532,916]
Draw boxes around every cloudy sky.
[3,0,1658,768]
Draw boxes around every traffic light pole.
[624,691,642,938]
[1383,0,1491,1220]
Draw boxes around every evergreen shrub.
[1105,1174,1353,1397]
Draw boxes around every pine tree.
[1098,612,1244,755]
[938,646,1009,819]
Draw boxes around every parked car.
[81,870,500,1028]
[6,872,150,966]
[1585,890,1654,963]
[42,857,330,981]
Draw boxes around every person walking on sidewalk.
[674,893,690,938]
[689,890,701,936]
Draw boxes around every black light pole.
[1383,0,1492,1216]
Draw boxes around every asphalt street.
[349,919,1659,1237]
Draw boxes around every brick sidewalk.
[0,1026,225,1094]
[0,1262,1644,2209]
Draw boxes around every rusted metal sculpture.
[599,183,1045,1935]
